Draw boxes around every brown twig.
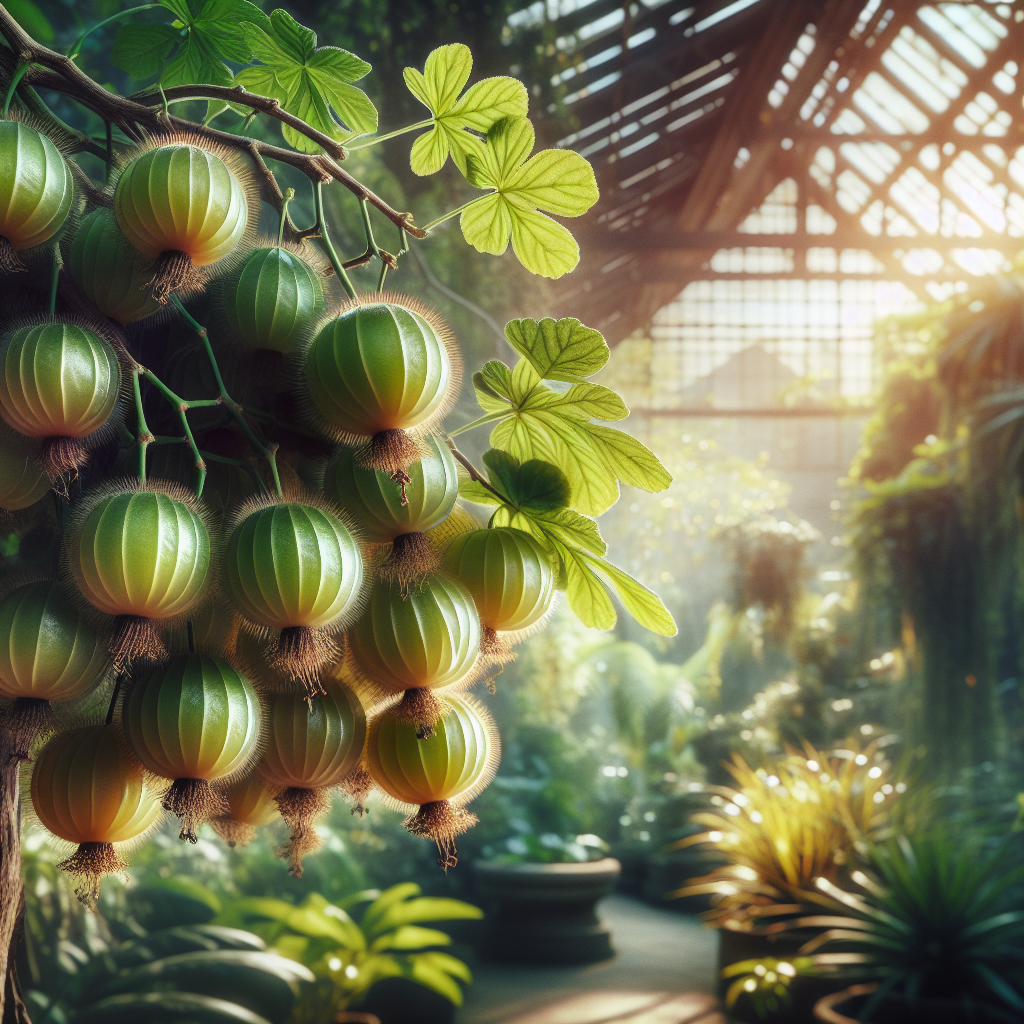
[446,440,505,501]
[0,7,424,236]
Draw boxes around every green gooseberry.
[0,580,108,703]
[304,300,454,438]
[225,246,324,353]
[69,208,162,325]
[348,575,480,696]
[0,422,49,510]
[0,120,75,266]
[444,527,555,634]
[323,435,458,544]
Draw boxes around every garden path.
[455,896,723,1024]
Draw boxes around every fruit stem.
[421,195,491,233]
[278,188,294,248]
[358,198,397,294]
[131,369,152,483]
[313,181,357,300]
[104,675,123,725]
[47,248,62,317]
[167,296,284,498]
[447,411,508,437]
[446,440,506,502]
[345,118,434,150]
[2,62,30,117]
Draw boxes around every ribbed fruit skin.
[222,772,280,827]
[0,121,74,252]
[123,655,260,781]
[0,324,119,439]
[260,682,365,790]
[31,724,162,844]
[114,145,247,265]
[324,435,458,544]
[367,694,491,806]
[226,503,363,631]
[69,209,161,325]
[305,302,451,436]
[0,424,48,509]
[0,581,108,701]
[71,489,211,619]
[348,576,480,694]
[225,247,324,353]
[444,527,555,632]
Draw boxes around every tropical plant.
[487,830,609,865]
[721,956,816,1021]
[218,883,482,1019]
[26,916,312,1024]
[0,3,678,1017]
[793,834,1024,1021]
[673,742,897,931]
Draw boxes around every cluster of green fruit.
[0,117,557,904]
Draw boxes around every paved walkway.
[455,896,724,1024]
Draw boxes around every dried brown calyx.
[392,687,447,740]
[57,841,127,910]
[0,237,25,274]
[1,696,56,755]
[275,785,331,878]
[356,428,426,478]
[146,250,197,301]
[377,531,439,596]
[39,436,89,490]
[271,626,338,699]
[210,817,257,848]
[404,800,478,871]
[109,614,168,673]
[480,626,515,667]
[162,777,227,843]
[341,762,373,816]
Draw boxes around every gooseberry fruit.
[324,435,458,588]
[0,119,75,273]
[114,139,252,299]
[0,422,49,511]
[211,771,280,848]
[347,575,481,729]
[304,298,458,478]
[224,244,325,353]
[69,208,162,324]
[122,654,261,842]
[225,496,364,695]
[0,580,108,740]
[444,527,555,662]
[367,693,497,868]
[0,320,122,482]
[31,723,163,906]
[66,480,212,670]
[260,681,366,875]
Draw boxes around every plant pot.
[719,929,843,1024]
[472,858,621,965]
[815,984,1014,1024]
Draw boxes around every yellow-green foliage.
[675,742,896,929]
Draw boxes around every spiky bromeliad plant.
[0,8,677,1019]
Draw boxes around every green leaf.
[369,926,452,952]
[141,0,271,87]
[458,479,505,506]
[406,953,471,1005]
[227,897,364,950]
[492,504,606,557]
[552,539,616,629]
[404,44,528,176]
[360,883,421,937]
[111,24,179,79]
[238,9,376,152]
[504,317,609,383]
[482,449,571,511]
[367,897,483,937]
[5,0,53,43]
[72,991,274,1024]
[476,359,671,516]
[579,554,677,636]
[460,116,598,278]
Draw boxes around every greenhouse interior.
[0,0,1020,1022]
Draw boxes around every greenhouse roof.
[536,0,1024,356]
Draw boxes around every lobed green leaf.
[504,317,609,383]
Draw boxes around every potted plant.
[672,742,896,1020]
[799,834,1024,1023]
[473,832,621,964]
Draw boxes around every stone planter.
[472,858,621,965]
[815,983,1011,1024]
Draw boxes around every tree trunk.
[0,731,25,1022]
